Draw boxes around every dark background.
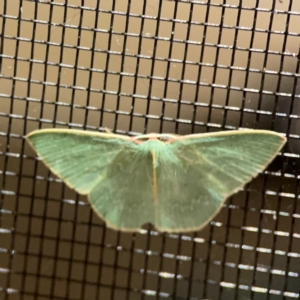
[0,0,300,299]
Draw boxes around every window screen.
[0,0,299,299]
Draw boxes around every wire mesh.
[0,0,300,299]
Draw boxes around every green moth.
[26,129,286,233]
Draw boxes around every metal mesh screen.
[0,0,300,299]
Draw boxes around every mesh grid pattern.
[0,0,300,299]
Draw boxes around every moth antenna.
[104,127,113,134]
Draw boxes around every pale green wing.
[27,129,155,231]
[89,151,155,231]
[27,129,134,194]
[155,130,286,232]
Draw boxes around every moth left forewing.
[154,129,286,232]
